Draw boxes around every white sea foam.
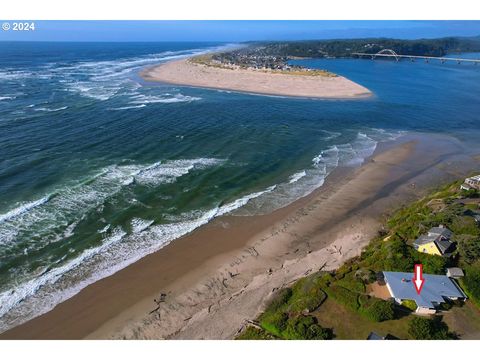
[49,44,235,101]
[67,81,122,101]
[129,93,201,105]
[0,226,127,330]
[0,96,15,101]
[0,70,33,81]
[63,218,82,239]
[216,185,277,217]
[313,132,377,169]
[33,106,68,112]
[237,129,405,216]
[0,178,275,333]
[0,158,222,247]
[321,130,342,141]
[133,158,223,186]
[130,218,154,233]
[0,196,51,224]
[288,170,307,184]
[98,224,111,234]
[109,104,146,110]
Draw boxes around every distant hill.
[246,36,480,58]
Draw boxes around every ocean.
[1,42,480,332]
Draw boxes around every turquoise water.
[0,42,479,331]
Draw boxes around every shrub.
[287,273,328,314]
[336,274,366,293]
[288,288,326,314]
[401,299,418,312]
[461,189,479,198]
[451,216,480,237]
[235,326,274,340]
[259,311,288,337]
[355,268,376,283]
[439,301,453,311]
[283,316,332,340]
[359,297,395,322]
[335,264,352,279]
[359,236,414,273]
[408,316,454,340]
[414,251,448,274]
[283,315,316,339]
[267,287,293,312]
[460,265,480,307]
[306,324,332,340]
[325,285,359,310]
[456,234,480,265]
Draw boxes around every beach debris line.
[149,293,168,314]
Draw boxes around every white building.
[461,175,480,191]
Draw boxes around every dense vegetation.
[249,36,480,58]
[237,179,480,340]
[408,317,455,340]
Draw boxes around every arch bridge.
[352,49,480,64]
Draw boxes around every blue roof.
[383,271,466,308]
[367,332,385,340]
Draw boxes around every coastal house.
[413,225,454,256]
[461,175,480,191]
[383,271,467,314]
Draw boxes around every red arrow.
[413,264,425,295]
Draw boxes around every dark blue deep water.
[0,42,479,331]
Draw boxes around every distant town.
[192,50,335,76]
[192,36,480,74]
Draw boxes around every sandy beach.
[139,59,372,99]
[1,132,476,340]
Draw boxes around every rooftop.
[446,267,465,278]
[413,226,454,255]
[367,332,385,340]
[466,175,480,181]
[383,271,466,309]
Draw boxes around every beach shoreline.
[1,132,476,340]
[139,59,372,99]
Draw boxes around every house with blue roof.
[383,271,467,314]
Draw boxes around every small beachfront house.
[461,175,480,191]
[383,271,467,314]
[413,226,454,256]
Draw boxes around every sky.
[1,20,480,42]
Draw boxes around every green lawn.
[312,298,414,340]
[443,302,480,339]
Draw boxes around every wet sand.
[140,59,372,99]
[1,133,476,339]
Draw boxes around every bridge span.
[352,49,480,64]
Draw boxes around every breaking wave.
[0,127,406,333]
[33,106,68,112]
[0,162,276,333]
[235,129,405,215]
